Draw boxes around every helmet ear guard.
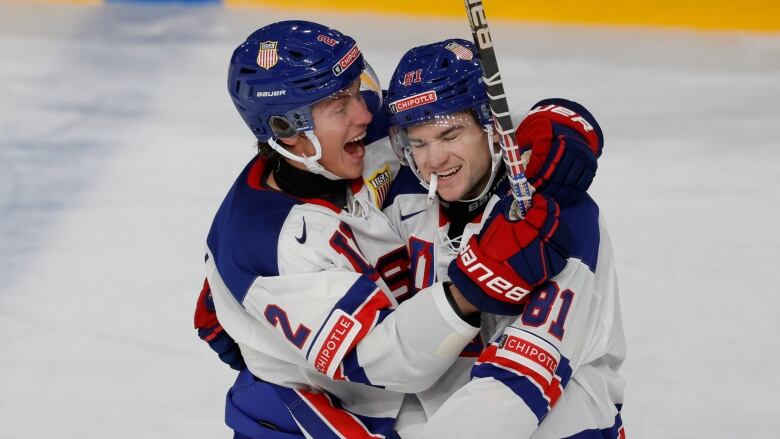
[269,116,298,139]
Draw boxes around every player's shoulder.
[206,157,304,300]
[384,165,427,209]
[207,157,351,300]
[559,194,601,272]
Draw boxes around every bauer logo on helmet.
[256,89,286,98]
[256,41,279,70]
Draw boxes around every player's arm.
[406,198,616,438]
[207,212,480,393]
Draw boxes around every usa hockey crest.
[445,41,474,60]
[366,164,391,208]
[256,41,279,70]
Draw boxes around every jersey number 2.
[264,304,311,349]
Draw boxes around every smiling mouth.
[434,165,462,181]
[344,132,366,158]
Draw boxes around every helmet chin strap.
[456,124,503,203]
[268,130,342,180]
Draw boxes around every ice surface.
[1,2,779,437]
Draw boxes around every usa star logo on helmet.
[445,42,474,61]
[257,41,278,70]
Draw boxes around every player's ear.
[488,123,501,151]
[278,133,304,147]
[276,133,312,158]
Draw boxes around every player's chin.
[436,185,466,203]
[436,174,469,202]
[338,158,364,180]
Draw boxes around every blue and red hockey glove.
[195,279,246,371]
[517,98,603,205]
[448,193,572,315]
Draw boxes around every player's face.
[306,79,373,179]
[407,112,493,202]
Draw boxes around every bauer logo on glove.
[457,241,533,303]
[448,193,573,315]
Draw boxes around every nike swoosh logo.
[400,209,426,221]
[296,217,307,244]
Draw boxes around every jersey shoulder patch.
[384,166,426,209]
[361,137,400,208]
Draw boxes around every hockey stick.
[463,0,533,218]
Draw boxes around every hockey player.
[382,39,626,438]
[200,22,575,438]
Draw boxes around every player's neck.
[442,168,507,239]
[270,157,349,207]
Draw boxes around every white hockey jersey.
[205,142,481,438]
[383,167,627,439]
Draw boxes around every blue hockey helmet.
[386,39,490,130]
[228,20,381,178]
[386,39,501,202]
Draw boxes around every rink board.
[33,0,780,32]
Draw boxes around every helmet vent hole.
[289,50,305,59]
[240,67,257,75]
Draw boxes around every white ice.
[1,3,779,438]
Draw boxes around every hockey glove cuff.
[195,279,246,371]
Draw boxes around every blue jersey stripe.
[557,355,573,387]
[562,408,624,439]
[559,195,601,273]
[341,349,383,387]
[472,363,550,422]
